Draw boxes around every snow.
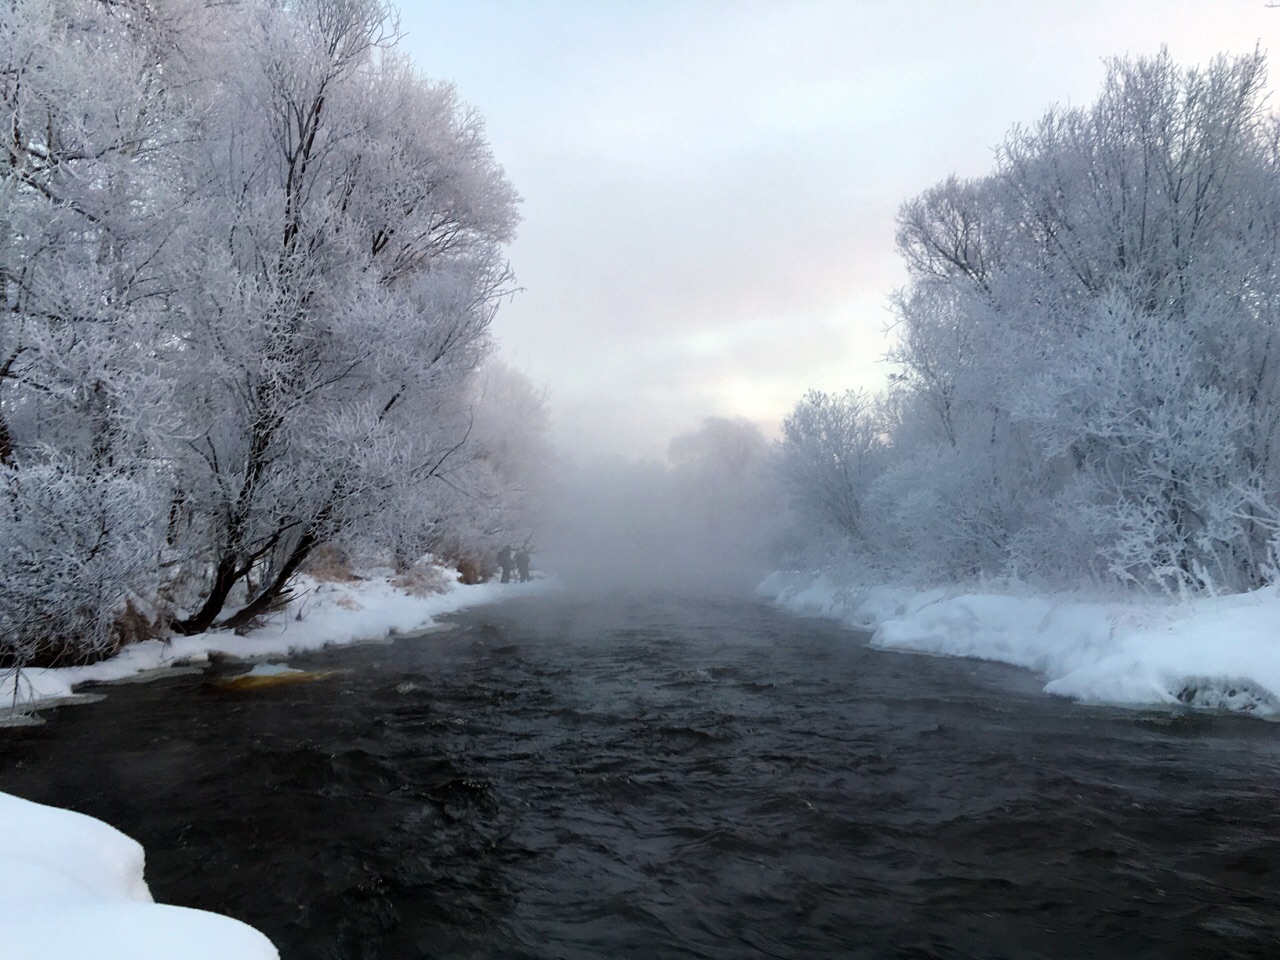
[759,572,1280,717]
[0,791,278,960]
[1,565,549,711]
[243,663,304,677]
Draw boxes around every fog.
[535,417,786,597]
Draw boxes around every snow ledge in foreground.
[758,571,1280,717]
[0,790,278,960]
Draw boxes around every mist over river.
[3,593,1279,959]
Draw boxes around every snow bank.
[0,791,277,960]
[1,567,549,711]
[760,573,1280,716]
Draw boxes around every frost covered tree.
[885,48,1280,591]
[0,0,191,664]
[158,0,519,632]
[783,49,1280,594]
[459,361,553,548]
[363,360,551,581]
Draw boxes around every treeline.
[780,50,1280,594]
[0,0,545,667]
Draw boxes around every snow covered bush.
[0,462,161,668]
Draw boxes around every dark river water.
[3,592,1280,959]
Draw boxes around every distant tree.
[669,416,771,533]
[463,360,553,544]
[370,360,552,578]
[666,416,781,581]
[777,391,883,544]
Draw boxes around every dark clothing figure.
[498,546,514,583]
[515,548,531,582]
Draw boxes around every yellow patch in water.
[212,670,338,691]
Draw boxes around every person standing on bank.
[515,547,531,582]
[498,545,514,583]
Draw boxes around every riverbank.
[1,563,549,715]
[1,564,547,958]
[758,572,1280,717]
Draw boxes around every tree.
[159,0,519,632]
[366,360,552,580]
[667,416,781,585]
[777,390,882,543]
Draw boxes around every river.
[2,592,1279,959]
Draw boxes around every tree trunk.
[172,554,243,635]
[218,530,319,632]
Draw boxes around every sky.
[397,1,1280,460]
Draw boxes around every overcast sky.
[398,1,1280,459]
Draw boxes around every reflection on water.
[3,594,1280,959]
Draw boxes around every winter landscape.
[2,1,1280,958]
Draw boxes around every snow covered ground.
[758,572,1280,717]
[1,565,548,712]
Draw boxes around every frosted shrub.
[390,560,452,597]
[0,463,160,667]
[1005,295,1273,592]
[1006,477,1145,589]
